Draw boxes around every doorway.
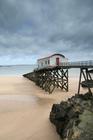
[56,57,59,65]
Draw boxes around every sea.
[0,65,37,76]
[0,65,80,77]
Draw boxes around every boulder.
[49,92,93,140]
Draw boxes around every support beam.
[78,68,83,94]
[78,68,93,94]
[28,68,69,93]
[60,68,68,91]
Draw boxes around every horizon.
[0,64,37,66]
[0,0,93,65]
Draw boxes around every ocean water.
[69,68,80,78]
[0,65,37,76]
[0,65,80,77]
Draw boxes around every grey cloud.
[48,0,93,53]
[0,0,21,31]
[0,0,93,64]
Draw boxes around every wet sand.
[0,76,89,140]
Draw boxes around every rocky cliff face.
[50,92,93,140]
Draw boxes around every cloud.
[0,0,93,64]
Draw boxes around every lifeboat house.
[37,53,68,69]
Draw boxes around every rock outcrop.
[50,92,93,140]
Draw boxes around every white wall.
[38,58,50,68]
[50,55,68,66]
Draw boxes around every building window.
[48,60,50,64]
[45,61,47,65]
[41,62,43,66]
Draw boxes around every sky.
[0,0,93,65]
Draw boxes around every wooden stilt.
[78,68,82,94]
[60,68,68,91]
[78,68,93,94]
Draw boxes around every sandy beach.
[0,76,90,140]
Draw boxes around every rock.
[49,92,93,140]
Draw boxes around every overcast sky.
[0,0,93,65]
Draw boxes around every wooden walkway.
[23,60,93,94]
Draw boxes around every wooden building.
[37,53,68,69]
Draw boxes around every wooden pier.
[23,60,93,94]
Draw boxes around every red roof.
[38,53,65,61]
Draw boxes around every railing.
[35,60,93,71]
[60,60,93,67]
